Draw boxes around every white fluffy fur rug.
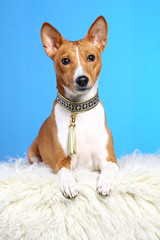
[0,151,160,240]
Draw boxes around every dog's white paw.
[58,168,79,198]
[97,173,114,196]
[97,162,119,196]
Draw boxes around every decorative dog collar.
[57,91,99,155]
[57,91,99,113]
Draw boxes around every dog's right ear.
[85,16,108,53]
[41,23,65,59]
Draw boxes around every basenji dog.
[28,16,119,198]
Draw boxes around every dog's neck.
[57,90,99,114]
[57,81,98,103]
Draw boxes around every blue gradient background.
[0,0,160,161]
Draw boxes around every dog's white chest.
[55,102,109,170]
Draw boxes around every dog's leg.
[28,136,43,164]
[56,159,79,198]
[97,127,119,196]
[58,167,79,198]
[97,161,119,196]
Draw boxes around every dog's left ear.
[41,22,66,59]
[85,16,108,52]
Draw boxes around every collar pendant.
[57,91,99,155]
[69,114,77,155]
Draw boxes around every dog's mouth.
[74,86,92,93]
[75,87,90,92]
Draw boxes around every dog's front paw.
[97,163,119,196]
[58,168,79,198]
[61,177,79,199]
[97,173,114,196]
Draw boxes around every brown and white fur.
[28,16,119,198]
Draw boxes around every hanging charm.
[57,91,99,156]
[69,114,77,155]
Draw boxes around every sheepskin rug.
[0,151,160,240]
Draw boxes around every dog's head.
[41,16,108,97]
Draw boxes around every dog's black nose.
[76,75,89,88]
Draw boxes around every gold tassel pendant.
[69,114,77,155]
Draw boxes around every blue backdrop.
[0,0,160,161]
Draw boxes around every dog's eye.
[62,58,70,65]
[87,54,95,62]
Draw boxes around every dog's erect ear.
[85,16,108,53]
[41,23,65,59]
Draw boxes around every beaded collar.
[57,91,99,113]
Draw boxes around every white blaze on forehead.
[76,47,81,66]
[74,47,85,80]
